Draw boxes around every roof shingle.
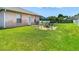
[0,7,41,16]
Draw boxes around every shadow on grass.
[0,25,31,30]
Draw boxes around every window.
[16,14,22,23]
[28,16,32,25]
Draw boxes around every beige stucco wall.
[5,11,39,27]
[21,14,35,25]
[35,16,40,21]
[0,11,4,27]
[5,11,16,27]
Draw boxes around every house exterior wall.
[35,16,40,21]
[5,11,40,27]
[73,20,79,24]
[5,11,16,27]
[22,14,35,25]
[0,11,4,28]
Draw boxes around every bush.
[49,19,73,23]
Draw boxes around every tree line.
[40,14,73,23]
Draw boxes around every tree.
[40,16,46,21]
[57,14,65,23]
[58,14,64,18]
[47,16,57,23]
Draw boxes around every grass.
[0,23,79,50]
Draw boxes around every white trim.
[3,9,6,28]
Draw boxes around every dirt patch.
[38,26,57,30]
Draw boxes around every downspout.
[4,9,6,28]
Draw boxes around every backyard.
[0,23,79,50]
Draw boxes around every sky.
[22,7,79,17]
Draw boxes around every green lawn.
[0,23,79,51]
